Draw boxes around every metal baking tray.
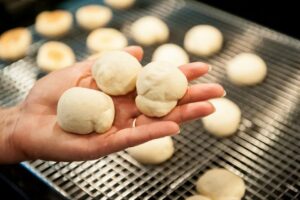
[1,0,299,199]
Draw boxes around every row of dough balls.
[35,0,135,38]
[131,16,267,85]
[186,168,246,200]
[0,27,266,87]
[0,27,267,87]
[0,9,267,85]
[130,16,222,56]
[0,0,133,61]
[37,0,136,37]
[35,1,134,38]
[36,1,135,38]
[151,43,266,85]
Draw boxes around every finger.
[178,83,225,105]
[74,46,144,72]
[86,121,179,159]
[137,101,215,125]
[71,46,144,89]
[162,101,215,123]
[124,46,144,61]
[179,62,210,81]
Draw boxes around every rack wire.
[0,0,299,199]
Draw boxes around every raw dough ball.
[196,168,246,200]
[0,27,32,61]
[186,195,211,200]
[136,61,188,117]
[76,5,112,30]
[202,98,241,137]
[131,16,169,46]
[152,43,189,67]
[184,25,223,56]
[87,28,128,52]
[104,0,136,9]
[127,136,174,164]
[37,41,75,72]
[35,10,73,38]
[57,87,115,134]
[92,50,142,95]
[227,53,267,85]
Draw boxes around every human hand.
[6,46,224,162]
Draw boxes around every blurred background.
[1,0,299,38]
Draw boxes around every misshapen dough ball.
[227,53,267,85]
[196,168,246,200]
[152,43,189,67]
[186,195,211,200]
[131,16,169,46]
[127,136,174,164]
[136,61,188,117]
[87,28,128,52]
[92,51,142,95]
[184,25,223,56]
[104,0,136,9]
[36,10,73,38]
[202,98,241,137]
[76,5,112,30]
[37,41,75,72]
[0,27,32,61]
[57,87,115,134]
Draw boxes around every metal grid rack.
[1,0,300,199]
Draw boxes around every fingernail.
[208,65,213,72]
[222,90,227,97]
[175,129,181,134]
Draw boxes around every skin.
[0,46,224,163]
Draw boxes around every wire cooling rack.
[0,0,299,199]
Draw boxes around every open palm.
[10,46,224,162]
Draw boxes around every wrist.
[0,105,24,163]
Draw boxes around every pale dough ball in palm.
[87,28,128,52]
[185,195,211,200]
[152,43,189,67]
[196,168,246,200]
[35,10,73,38]
[202,98,241,137]
[184,25,223,56]
[104,0,136,9]
[227,53,267,85]
[76,5,112,30]
[0,27,32,61]
[131,16,169,46]
[57,87,115,134]
[92,50,142,95]
[136,61,188,117]
[37,41,75,72]
[127,136,174,164]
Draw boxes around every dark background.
[0,0,300,39]
[200,0,300,39]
